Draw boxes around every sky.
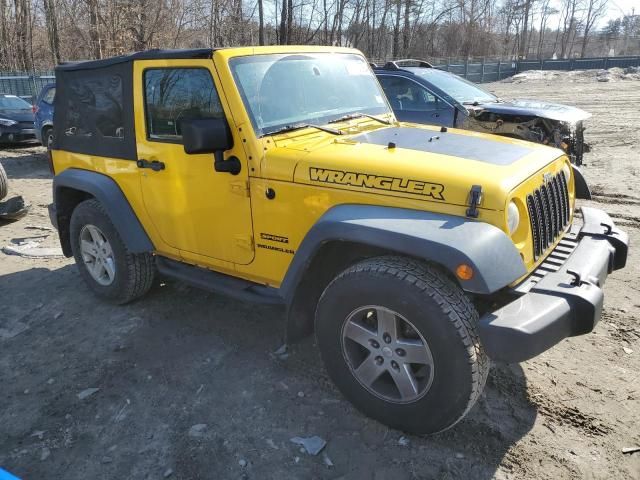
[603,0,637,23]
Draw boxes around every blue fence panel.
[0,72,55,102]
[435,60,517,83]
[606,56,640,68]
[517,56,640,73]
[0,55,637,100]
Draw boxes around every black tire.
[315,256,489,434]
[70,199,155,304]
[0,161,7,201]
[42,126,54,150]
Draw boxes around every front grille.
[515,232,578,293]
[18,121,35,128]
[526,171,571,260]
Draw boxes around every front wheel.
[315,256,489,434]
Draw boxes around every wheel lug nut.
[396,348,406,357]
[375,356,384,365]
[391,360,399,370]
[383,333,392,344]
[369,339,379,348]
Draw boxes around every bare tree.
[580,0,607,57]
[43,0,61,64]
[257,0,264,44]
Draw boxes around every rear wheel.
[42,126,54,150]
[315,256,489,434]
[70,199,155,304]
[0,162,7,200]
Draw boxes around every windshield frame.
[411,69,498,105]
[229,52,393,137]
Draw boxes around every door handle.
[137,159,165,171]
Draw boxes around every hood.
[0,109,35,122]
[269,125,564,211]
[474,99,591,123]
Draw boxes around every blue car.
[373,60,590,165]
[0,93,37,144]
[34,83,56,148]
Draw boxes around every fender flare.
[572,165,591,200]
[280,204,526,300]
[52,168,153,256]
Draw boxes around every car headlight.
[0,118,18,127]
[507,201,520,234]
[562,163,572,182]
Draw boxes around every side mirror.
[182,117,241,175]
[182,117,232,154]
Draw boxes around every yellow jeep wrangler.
[49,46,628,434]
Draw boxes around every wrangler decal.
[309,167,445,201]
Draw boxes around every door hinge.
[230,180,250,197]
[234,234,254,251]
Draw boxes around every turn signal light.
[456,264,474,281]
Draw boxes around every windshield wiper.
[266,123,343,136]
[328,113,392,125]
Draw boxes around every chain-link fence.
[373,55,640,83]
[0,72,55,102]
[1,55,639,100]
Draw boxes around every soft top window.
[64,74,125,139]
[54,61,136,160]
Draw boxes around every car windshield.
[230,53,391,136]
[413,70,497,104]
[0,95,32,110]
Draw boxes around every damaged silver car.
[374,60,591,165]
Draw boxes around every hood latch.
[466,185,483,218]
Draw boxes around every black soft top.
[56,48,216,71]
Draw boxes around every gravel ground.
[1,75,639,480]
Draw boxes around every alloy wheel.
[79,224,116,286]
[341,306,435,403]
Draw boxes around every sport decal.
[309,167,445,201]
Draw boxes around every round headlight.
[562,163,572,182]
[507,201,520,234]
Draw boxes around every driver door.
[134,59,254,265]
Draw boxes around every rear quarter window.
[64,75,125,140]
[42,87,56,105]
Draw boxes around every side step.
[156,256,284,305]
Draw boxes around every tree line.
[1,0,639,71]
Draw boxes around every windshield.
[413,70,497,104]
[0,95,32,110]
[230,53,391,136]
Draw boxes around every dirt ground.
[1,75,639,480]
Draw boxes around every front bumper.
[479,207,628,363]
[0,126,36,143]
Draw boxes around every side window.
[379,76,440,112]
[144,68,223,142]
[42,87,56,104]
[65,74,125,139]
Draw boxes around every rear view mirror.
[182,117,233,154]
[182,117,240,175]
